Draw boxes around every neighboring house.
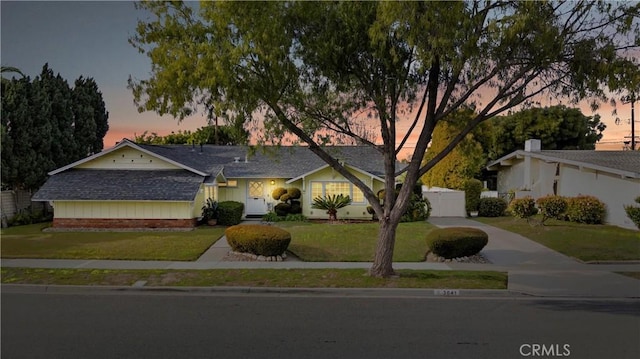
[487,139,640,230]
[32,139,390,228]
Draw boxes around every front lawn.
[0,223,225,261]
[0,267,507,289]
[473,217,640,262]
[285,221,433,262]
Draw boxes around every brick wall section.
[53,218,197,229]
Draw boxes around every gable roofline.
[49,138,208,176]
[487,150,640,179]
[285,163,386,184]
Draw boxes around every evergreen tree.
[1,64,109,190]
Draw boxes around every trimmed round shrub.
[478,197,507,217]
[425,227,488,259]
[509,197,538,219]
[287,187,302,200]
[272,187,287,201]
[289,200,302,214]
[536,195,567,223]
[274,203,291,216]
[225,224,291,256]
[565,195,606,224]
[217,201,244,226]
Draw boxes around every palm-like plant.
[311,194,352,221]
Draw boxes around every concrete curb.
[1,283,517,298]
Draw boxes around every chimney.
[525,139,541,152]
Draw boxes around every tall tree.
[421,108,485,190]
[1,65,109,190]
[129,1,639,277]
[480,106,607,161]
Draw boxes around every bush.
[478,197,507,217]
[425,227,488,259]
[400,194,431,222]
[261,212,281,222]
[464,179,483,214]
[625,206,640,229]
[283,213,307,222]
[225,224,291,256]
[272,187,287,201]
[289,200,302,214]
[624,196,640,229]
[509,197,538,220]
[274,203,291,216]
[287,187,301,200]
[565,195,606,224]
[261,212,308,222]
[536,195,567,224]
[217,201,244,226]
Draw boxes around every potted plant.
[201,198,219,226]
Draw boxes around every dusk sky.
[1,1,635,152]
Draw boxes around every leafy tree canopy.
[129,1,639,277]
[134,125,249,146]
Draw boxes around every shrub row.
[506,195,608,225]
[262,212,308,222]
[225,224,291,256]
[425,227,488,259]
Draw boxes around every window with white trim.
[310,181,365,203]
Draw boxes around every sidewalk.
[2,218,639,298]
[429,217,640,298]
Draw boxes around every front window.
[310,181,366,203]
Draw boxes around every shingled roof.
[32,169,204,201]
[138,142,389,179]
[487,150,640,179]
[33,140,395,202]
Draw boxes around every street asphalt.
[2,217,639,298]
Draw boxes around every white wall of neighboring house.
[497,157,640,230]
[557,165,639,230]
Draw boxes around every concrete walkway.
[2,218,639,298]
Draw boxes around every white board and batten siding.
[75,147,181,170]
[54,201,193,219]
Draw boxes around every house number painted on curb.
[434,289,460,296]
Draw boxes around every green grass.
[474,217,640,261]
[0,267,507,289]
[0,223,226,261]
[284,221,433,262]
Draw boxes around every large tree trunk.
[370,219,400,278]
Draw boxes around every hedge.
[425,227,488,259]
[217,201,245,226]
[478,197,507,217]
[225,224,291,256]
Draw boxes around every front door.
[246,180,267,215]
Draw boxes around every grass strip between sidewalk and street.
[473,217,640,262]
[0,268,507,289]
